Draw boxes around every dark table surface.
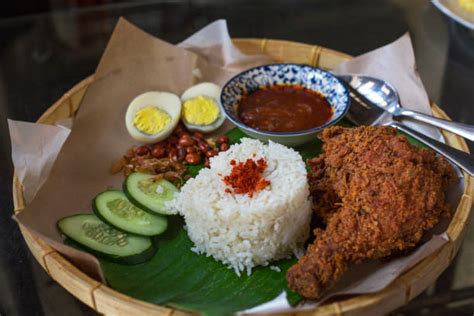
[1,1,473,315]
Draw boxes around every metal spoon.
[343,75,474,141]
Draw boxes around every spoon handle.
[390,122,474,176]
[397,109,474,141]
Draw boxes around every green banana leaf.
[101,218,301,316]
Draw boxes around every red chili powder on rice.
[223,158,270,197]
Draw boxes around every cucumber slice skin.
[57,214,157,265]
[64,236,157,265]
[92,190,168,237]
[123,173,179,216]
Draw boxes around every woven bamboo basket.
[13,38,473,316]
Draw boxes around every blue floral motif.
[220,63,350,136]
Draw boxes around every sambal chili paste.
[222,158,270,197]
[237,84,333,132]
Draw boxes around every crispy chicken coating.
[287,126,454,299]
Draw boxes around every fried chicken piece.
[287,126,455,299]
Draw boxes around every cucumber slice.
[93,191,168,236]
[57,214,156,264]
[123,172,179,215]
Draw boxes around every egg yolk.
[133,106,171,135]
[182,96,219,126]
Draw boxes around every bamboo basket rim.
[12,38,473,316]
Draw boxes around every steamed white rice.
[168,138,311,275]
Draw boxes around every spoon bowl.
[339,75,400,114]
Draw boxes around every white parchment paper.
[8,119,70,203]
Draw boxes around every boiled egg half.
[125,92,181,144]
[181,82,226,133]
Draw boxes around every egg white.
[125,91,181,144]
[180,82,226,133]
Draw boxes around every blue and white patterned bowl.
[220,63,350,147]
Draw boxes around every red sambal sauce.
[237,84,333,132]
[223,158,270,197]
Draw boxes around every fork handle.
[397,109,474,141]
[390,122,474,176]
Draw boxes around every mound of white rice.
[169,138,311,275]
